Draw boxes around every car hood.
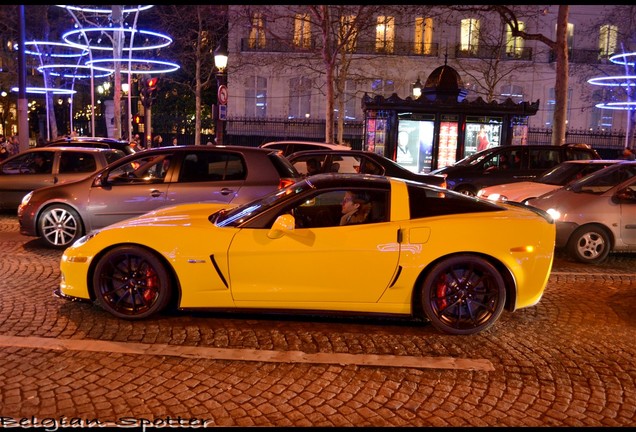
[104,202,237,230]
[481,181,559,200]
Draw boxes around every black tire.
[420,255,506,335]
[455,186,476,197]
[566,224,611,264]
[92,245,172,319]
[38,205,84,249]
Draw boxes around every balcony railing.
[455,44,533,61]
[240,38,438,57]
[549,48,609,64]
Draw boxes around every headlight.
[20,191,33,207]
[546,208,561,221]
[72,230,101,247]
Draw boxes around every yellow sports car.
[57,174,556,335]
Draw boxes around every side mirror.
[268,214,295,239]
[612,188,636,204]
[93,171,106,187]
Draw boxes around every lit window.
[249,12,266,49]
[460,18,480,53]
[505,21,525,57]
[414,17,433,55]
[599,24,617,58]
[375,16,394,53]
[293,13,312,49]
[339,15,358,53]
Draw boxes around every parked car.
[477,159,621,203]
[0,147,126,210]
[526,161,636,264]
[18,145,301,248]
[287,149,447,187]
[55,173,555,335]
[430,144,601,196]
[260,140,351,156]
[46,136,139,155]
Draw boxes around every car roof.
[25,146,120,153]
[261,141,351,149]
[288,149,374,157]
[137,144,280,154]
[47,136,129,145]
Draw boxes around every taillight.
[278,178,296,189]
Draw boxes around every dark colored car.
[287,149,447,188]
[46,136,139,155]
[260,140,351,156]
[0,146,126,210]
[18,145,301,248]
[430,144,601,196]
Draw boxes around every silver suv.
[430,144,601,196]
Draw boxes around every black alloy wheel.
[420,255,506,335]
[93,245,172,319]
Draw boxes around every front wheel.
[38,205,84,249]
[566,224,611,264]
[454,186,476,197]
[420,255,506,335]
[92,245,172,319]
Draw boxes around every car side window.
[107,154,168,184]
[59,152,97,173]
[1,153,39,174]
[287,189,388,229]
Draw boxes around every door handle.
[150,189,163,197]
[220,188,233,195]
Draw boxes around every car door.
[0,150,57,208]
[227,189,400,305]
[617,178,636,246]
[85,152,172,228]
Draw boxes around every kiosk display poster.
[438,122,458,168]
[465,123,502,157]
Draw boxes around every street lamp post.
[214,44,228,146]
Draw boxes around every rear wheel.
[566,224,611,264]
[38,205,84,249]
[93,245,172,319]
[420,255,506,335]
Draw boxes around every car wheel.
[92,245,172,319]
[455,186,477,197]
[38,205,84,249]
[566,224,611,264]
[420,255,506,335]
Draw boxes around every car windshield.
[567,164,636,194]
[535,163,585,186]
[214,179,315,227]
[536,162,615,186]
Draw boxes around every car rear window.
[268,153,301,179]
[407,183,501,218]
[180,151,247,182]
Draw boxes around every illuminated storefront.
[362,65,538,173]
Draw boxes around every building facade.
[225,5,633,156]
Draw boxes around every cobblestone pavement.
[0,211,634,427]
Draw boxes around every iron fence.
[173,120,631,158]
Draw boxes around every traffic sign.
[218,85,228,105]
[219,104,227,120]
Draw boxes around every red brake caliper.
[435,274,448,310]
[143,267,157,302]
